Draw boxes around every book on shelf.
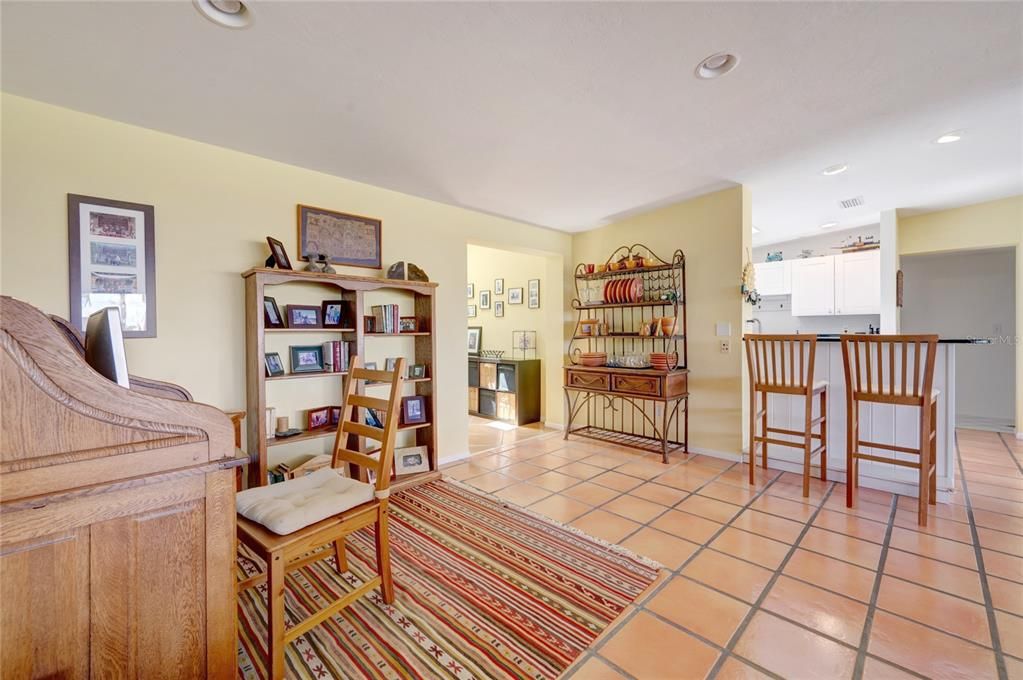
[265,406,276,440]
[370,304,401,334]
[320,340,354,371]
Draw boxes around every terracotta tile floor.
[444,428,1023,679]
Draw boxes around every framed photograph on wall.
[495,300,505,318]
[480,290,491,309]
[494,278,504,295]
[467,326,482,355]
[468,304,477,318]
[68,194,156,337]
[467,283,475,299]
[297,204,382,269]
[508,287,523,305]
[528,279,540,309]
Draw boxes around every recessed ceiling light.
[193,0,251,28]
[822,164,848,176]
[935,130,964,144]
[820,221,839,229]
[695,52,739,79]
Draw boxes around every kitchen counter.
[753,339,987,497]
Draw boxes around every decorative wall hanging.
[297,204,382,269]
[528,279,540,309]
[68,194,157,337]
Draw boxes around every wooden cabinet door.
[497,392,517,421]
[479,362,497,391]
[754,261,791,296]
[834,250,881,315]
[468,386,479,413]
[791,256,836,316]
[1,528,91,679]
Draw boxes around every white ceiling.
[2,2,1021,244]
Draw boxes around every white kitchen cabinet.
[754,260,791,296]
[790,256,836,316]
[835,249,881,315]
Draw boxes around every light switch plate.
[716,322,731,337]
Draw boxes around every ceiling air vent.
[838,195,865,209]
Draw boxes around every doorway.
[901,247,1016,431]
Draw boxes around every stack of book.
[370,304,401,334]
[321,340,355,372]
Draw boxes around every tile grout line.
[956,434,1010,680]
[704,482,838,679]
[851,491,898,680]
[996,432,1023,476]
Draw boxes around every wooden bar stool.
[841,335,938,526]
[744,334,828,497]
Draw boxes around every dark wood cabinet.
[468,357,541,426]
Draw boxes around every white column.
[880,209,900,333]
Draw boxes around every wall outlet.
[720,340,731,353]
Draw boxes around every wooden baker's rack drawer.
[611,373,662,397]
[566,370,610,391]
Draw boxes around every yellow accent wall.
[465,243,565,424]
[0,94,573,463]
[899,195,1023,434]
[570,187,750,456]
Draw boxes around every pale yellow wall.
[0,94,573,463]
[571,186,749,455]
[466,243,564,424]
[899,195,1023,434]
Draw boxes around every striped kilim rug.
[237,479,660,679]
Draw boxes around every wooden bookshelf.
[242,267,438,488]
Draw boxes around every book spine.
[333,341,341,372]
[322,341,333,371]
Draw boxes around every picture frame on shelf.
[479,290,491,309]
[365,408,384,428]
[467,326,482,355]
[495,300,505,318]
[494,278,504,295]
[297,204,382,269]
[330,406,342,426]
[409,364,427,379]
[398,316,417,333]
[468,304,477,318]
[266,236,293,270]
[289,345,325,373]
[364,361,378,371]
[384,357,399,373]
[321,300,348,328]
[528,279,540,309]
[68,194,157,338]
[508,287,523,305]
[467,283,474,299]
[286,304,321,328]
[263,296,285,329]
[307,406,331,430]
[264,352,285,377]
[394,446,429,475]
[401,396,427,425]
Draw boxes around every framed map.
[297,204,382,269]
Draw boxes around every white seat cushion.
[236,467,375,535]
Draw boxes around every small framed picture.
[364,361,378,371]
[266,236,293,270]
[401,396,427,425]
[467,326,483,355]
[321,300,348,328]
[508,287,524,305]
[365,408,384,428]
[468,304,477,318]
[479,290,491,309]
[494,301,505,318]
[494,278,504,295]
[363,315,376,333]
[330,406,342,426]
[307,406,331,430]
[528,279,540,309]
[290,345,325,373]
[264,352,285,377]
[263,296,284,329]
[409,364,427,379]
[287,304,321,328]
[394,446,430,476]
[399,316,418,333]
[384,357,399,373]
[467,283,475,299]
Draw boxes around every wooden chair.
[235,357,404,680]
[744,334,828,497]
[841,335,938,526]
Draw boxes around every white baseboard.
[437,451,471,468]
[687,447,742,462]
[542,421,565,431]
[957,415,1015,433]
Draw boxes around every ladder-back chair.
[235,357,404,680]
[841,335,939,526]
[744,334,828,496]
